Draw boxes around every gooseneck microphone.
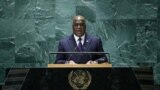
[66,46,79,63]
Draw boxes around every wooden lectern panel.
[48,63,112,68]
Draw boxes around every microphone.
[66,45,78,64]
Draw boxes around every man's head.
[72,15,86,37]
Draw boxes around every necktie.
[77,37,83,52]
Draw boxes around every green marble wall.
[0,0,160,85]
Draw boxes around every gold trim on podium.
[48,63,112,68]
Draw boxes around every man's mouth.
[76,29,81,31]
[76,31,81,34]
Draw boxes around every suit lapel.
[67,34,77,51]
[83,33,92,52]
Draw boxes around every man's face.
[73,20,86,37]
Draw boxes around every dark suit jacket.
[55,33,108,64]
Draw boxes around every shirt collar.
[73,34,85,42]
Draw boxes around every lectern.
[20,52,141,90]
[21,63,141,90]
[47,63,112,90]
[48,52,112,89]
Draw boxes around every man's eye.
[74,24,84,26]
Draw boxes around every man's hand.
[86,60,98,64]
[65,60,77,64]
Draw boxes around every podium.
[21,63,141,90]
[47,63,112,89]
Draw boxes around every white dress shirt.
[74,34,85,45]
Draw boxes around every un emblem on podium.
[68,70,92,89]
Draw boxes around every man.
[55,15,108,64]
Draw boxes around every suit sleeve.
[95,38,108,63]
[55,41,67,64]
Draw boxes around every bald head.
[72,15,86,25]
[73,15,85,21]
